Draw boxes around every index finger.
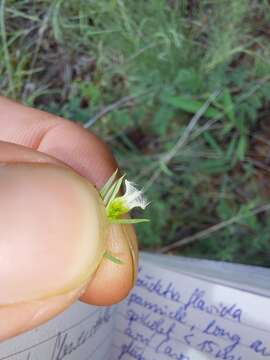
[0,96,117,187]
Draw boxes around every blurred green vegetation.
[1,0,270,265]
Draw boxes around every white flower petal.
[122,180,149,210]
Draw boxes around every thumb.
[0,142,107,340]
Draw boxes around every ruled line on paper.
[133,268,270,334]
[83,329,112,360]
[0,308,100,360]
[113,324,253,358]
[133,274,270,334]
[111,263,270,360]
[117,293,270,336]
[115,309,269,350]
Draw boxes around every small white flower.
[100,169,150,223]
[106,180,149,220]
[121,180,149,211]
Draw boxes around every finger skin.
[0,161,108,304]
[0,288,87,342]
[0,96,117,187]
[0,97,138,339]
[80,221,138,306]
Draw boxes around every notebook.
[1,252,270,360]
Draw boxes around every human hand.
[0,96,138,341]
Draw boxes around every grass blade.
[100,169,118,199]
[110,218,150,224]
[104,251,124,264]
[164,96,223,119]
[106,175,125,207]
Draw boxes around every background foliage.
[1,0,270,265]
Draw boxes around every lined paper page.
[143,253,270,297]
[113,260,270,360]
[0,303,114,360]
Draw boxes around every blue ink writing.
[250,340,270,357]
[184,289,242,322]
[50,309,111,360]
[127,293,186,324]
[118,340,146,360]
[184,326,195,346]
[203,319,241,346]
[126,309,176,341]
[124,326,152,346]
[136,270,181,303]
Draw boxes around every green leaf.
[221,121,234,135]
[225,136,237,165]
[197,159,231,175]
[235,117,245,134]
[174,68,200,93]
[152,106,173,135]
[217,198,234,221]
[100,169,118,199]
[110,218,150,224]
[203,131,224,156]
[106,175,125,207]
[104,251,124,264]
[163,96,223,119]
[223,88,235,123]
[237,135,248,161]
[103,175,125,206]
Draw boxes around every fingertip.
[80,254,133,306]
[80,223,138,306]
